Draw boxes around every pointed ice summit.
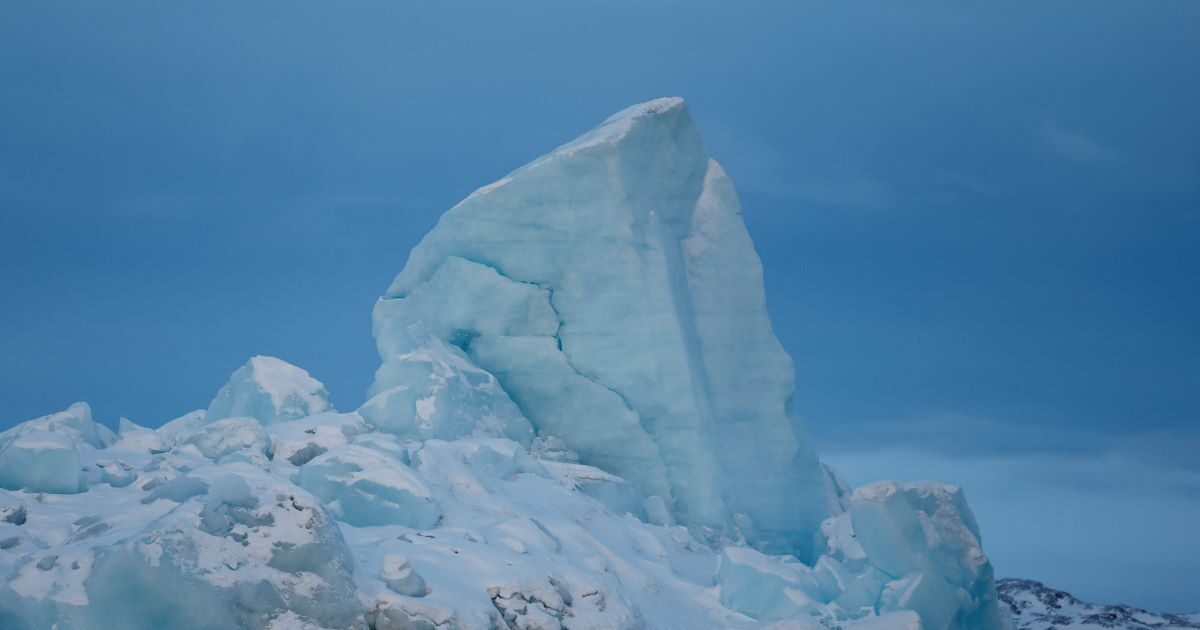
[207,355,332,425]
[369,97,827,559]
[0,99,1009,630]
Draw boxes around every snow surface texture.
[998,579,1200,629]
[0,99,1012,629]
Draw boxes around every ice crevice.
[533,281,646,439]
[388,253,646,427]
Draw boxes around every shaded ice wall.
[370,98,828,558]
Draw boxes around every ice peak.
[551,96,690,157]
[245,355,322,397]
[374,97,826,559]
[206,355,331,425]
[602,96,687,124]
[463,98,692,203]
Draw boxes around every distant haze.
[2,1,1197,612]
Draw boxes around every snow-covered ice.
[207,356,332,425]
[297,445,440,528]
[0,98,1013,629]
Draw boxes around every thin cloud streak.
[1043,121,1122,165]
[813,412,1200,475]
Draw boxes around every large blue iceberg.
[371,97,825,560]
[0,98,1008,629]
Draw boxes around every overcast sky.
[2,0,1197,612]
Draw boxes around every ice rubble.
[0,98,1009,629]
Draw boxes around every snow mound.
[297,445,440,528]
[183,416,273,463]
[207,356,332,425]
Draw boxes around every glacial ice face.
[206,356,331,425]
[0,403,115,495]
[371,97,827,558]
[0,430,81,494]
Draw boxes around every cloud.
[1042,122,1122,165]
[701,119,894,211]
[109,193,200,218]
[813,412,1085,456]
[107,192,412,219]
[785,165,893,210]
[811,412,1200,478]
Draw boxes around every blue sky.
[2,1,1198,611]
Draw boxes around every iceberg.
[372,97,826,559]
[0,98,1010,630]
